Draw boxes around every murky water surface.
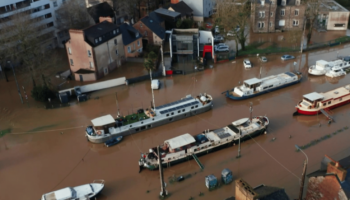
[1,45,350,200]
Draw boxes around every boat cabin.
[244,78,262,92]
[164,133,196,153]
[315,60,330,69]
[91,115,115,135]
[302,92,324,108]
[42,187,76,200]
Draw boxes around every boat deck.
[319,85,350,101]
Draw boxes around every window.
[293,20,299,26]
[44,4,50,9]
[258,22,265,28]
[70,59,73,65]
[259,11,265,18]
[140,23,143,27]
[328,101,331,105]
[117,29,119,33]
[295,9,299,16]
[144,31,148,36]
[90,62,94,69]
[136,32,139,37]
[195,105,198,108]
[113,30,116,35]
[296,0,300,5]
[53,1,58,7]
[178,110,181,113]
[137,40,140,46]
[127,46,131,53]
[182,109,185,112]
[323,103,326,106]
[281,0,286,6]
[95,39,98,44]
[166,114,169,117]
[68,47,71,54]
[114,39,117,45]
[334,24,345,27]
[46,22,54,28]
[269,22,272,27]
[171,112,174,115]
[191,106,194,109]
[99,37,102,41]
[281,9,285,16]
[115,50,118,55]
[45,13,52,19]
[270,12,273,17]
[87,50,91,57]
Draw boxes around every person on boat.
[139,159,143,173]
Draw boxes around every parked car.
[260,56,268,62]
[243,59,252,68]
[281,55,295,60]
[151,79,160,89]
[215,46,229,52]
[227,26,240,37]
[214,35,224,42]
[205,22,213,29]
[214,43,228,48]
[215,25,220,34]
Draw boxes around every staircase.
[192,154,204,170]
[320,108,335,123]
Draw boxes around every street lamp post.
[8,61,23,104]
[295,145,308,200]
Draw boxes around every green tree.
[144,51,157,72]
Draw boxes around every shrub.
[31,85,55,102]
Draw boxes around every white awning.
[91,115,115,127]
[165,133,195,149]
[303,92,324,101]
[232,118,249,126]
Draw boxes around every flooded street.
[1,44,350,200]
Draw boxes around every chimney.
[235,179,257,200]
[99,17,113,23]
[325,155,347,182]
[261,0,265,6]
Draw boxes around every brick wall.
[251,2,277,33]
[124,38,143,58]
[134,20,154,44]
[235,179,257,200]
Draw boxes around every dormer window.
[281,0,286,6]
[95,39,98,43]
[99,37,102,41]
[113,30,116,34]
[296,0,300,5]
[117,29,119,33]
[136,32,139,37]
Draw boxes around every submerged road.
[1,44,350,200]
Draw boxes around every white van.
[151,79,160,89]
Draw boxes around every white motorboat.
[325,66,347,78]
[308,60,332,75]
[41,180,104,200]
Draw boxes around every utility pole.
[157,146,167,197]
[8,61,23,104]
[116,92,120,118]
[299,160,307,200]
[161,44,165,76]
[150,69,156,111]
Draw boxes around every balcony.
[0,0,31,15]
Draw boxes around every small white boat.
[308,60,332,75]
[41,180,104,200]
[325,66,347,78]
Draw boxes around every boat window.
[141,122,143,124]
[178,110,181,113]
[141,126,145,130]
[166,114,169,117]
[171,112,174,115]
[191,106,194,109]
[182,109,185,112]
[328,101,331,105]
[147,125,151,128]
[195,105,198,108]
[263,87,268,90]
[152,118,155,120]
[168,158,171,160]
[136,128,139,131]
[340,98,342,101]
[194,149,197,152]
[323,103,326,106]
[130,125,132,127]
[169,118,173,121]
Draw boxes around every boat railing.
[93,179,105,185]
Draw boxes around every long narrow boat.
[226,71,302,100]
[41,180,104,200]
[139,116,269,170]
[294,85,350,115]
[86,93,213,143]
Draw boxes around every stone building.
[251,0,306,33]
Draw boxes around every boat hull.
[226,79,301,100]
[145,128,266,170]
[296,99,350,115]
[86,103,213,143]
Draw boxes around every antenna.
[249,102,253,123]
[116,92,120,118]
[150,69,156,111]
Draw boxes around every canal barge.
[294,85,350,115]
[86,93,213,143]
[41,180,104,200]
[226,71,302,100]
[139,116,269,170]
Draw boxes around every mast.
[150,69,156,111]
[116,92,120,118]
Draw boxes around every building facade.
[119,23,143,58]
[316,0,350,31]
[0,0,72,49]
[66,21,125,82]
[133,14,165,46]
[169,29,199,62]
[171,0,215,22]
[251,0,306,33]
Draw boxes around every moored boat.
[294,85,350,115]
[86,93,213,143]
[41,180,104,200]
[309,59,350,76]
[325,66,347,78]
[139,116,269,170]
[104,136,123,147]
[226,71,302,100]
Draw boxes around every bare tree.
[215,0,250,53]
[286,30,303,48]
[55,0,94,30]
[305,0,320,45]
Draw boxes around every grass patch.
[0,129,11,138]
[335,36,350,43]
[238,42,298,56]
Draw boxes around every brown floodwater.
[1,44,350,200]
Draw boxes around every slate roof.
[87,2,115,24]
[169,1,193,17]
[254,185,290,200]
[83,21,120,47]
[149,11,164,23]
[119,23,142,45]
[141,16,165,39]
[155,8,181,18]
